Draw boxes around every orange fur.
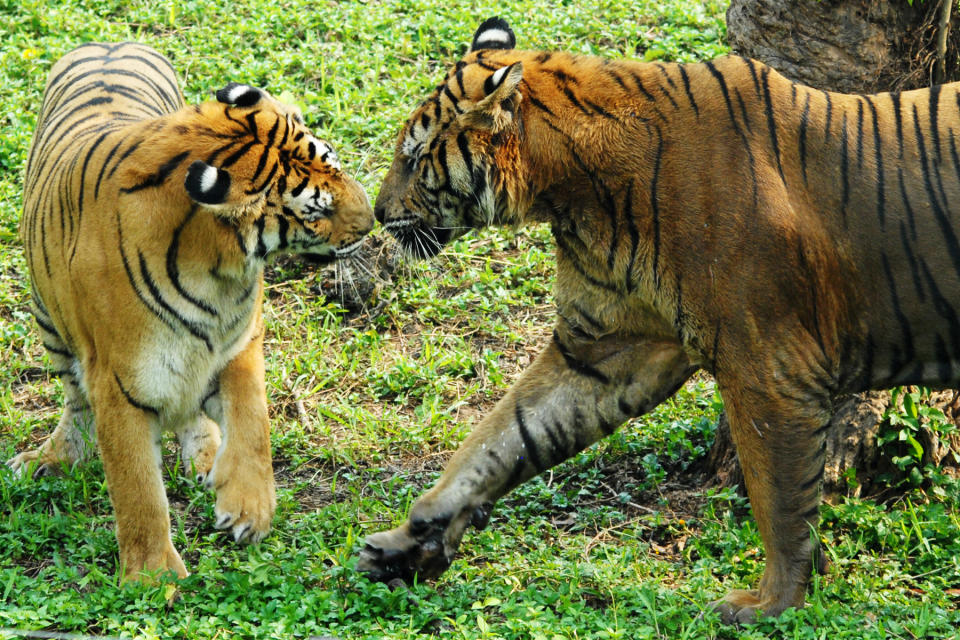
[11,43,374,581]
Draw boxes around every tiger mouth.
[335,238,366,258]
[384,218,451,259]
[303,238,365,264]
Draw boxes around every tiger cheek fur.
[11,44,373,581]
[361,17,959,623]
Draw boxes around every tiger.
[8,42,374,581]
[358,16,960,622]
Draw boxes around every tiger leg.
[7,309,95,477]
[711,383,831,623]
[88,369,187,581]
[357,331,695,582]
[174,413,221,483]
[202,328,275,544]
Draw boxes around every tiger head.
[375,18,526,258]
[183,83,374,263]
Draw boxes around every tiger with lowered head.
[10,42,374,580]
[359,17,960,621]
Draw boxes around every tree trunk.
[726,0,960,93]
[705,0,960,496]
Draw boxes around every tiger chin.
[10,43,374,581]
[362,17,960,623]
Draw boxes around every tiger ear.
[183,160,256,216]
[470,17,515,51]
[462,62,523,133]
[215,82,264,107]
[184,160,235,208]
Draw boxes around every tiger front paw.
[121,538,188,582]
[176,415,221,484]
[208,463,275,544]
[356,523,453,584]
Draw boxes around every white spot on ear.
[199,165,219,193]
[475,28,512,47]
[227,84,252,103]
[490,65,509,88]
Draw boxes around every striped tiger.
[8,42,374,580]
[359,17,959,621]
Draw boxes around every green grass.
[1,1,959,638]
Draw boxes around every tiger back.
[12,42,374,580]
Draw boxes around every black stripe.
[106,137,143,180]
[553,330,610,384]
[898,168,917,240]
[799,92,811,185]
[657,84,680,111]
[750,64,787,184]
[541,421,568,466]
[628,71,656,102]
[855,99,865,170]
[605,68,629,92]
[515,404,544,472]
[221,140,257,169]
[950,123,960,191]
[798,466,824,492]
[95,136,126,199]
[650,130,664,288]
[892,92,904,159]
[114,373,160,415]
[917,258,960,358]
[677,65,699,117]
[254,216,267,257]
[247,160,278,195]
[277,214,290,251]
[823,91,833,140]
[840,112,849,225]
[623,181,638,291]
[456,131,473,180]
[561,86,592,116]
[930,84,942,164]
[121,150,190,193]
[526,91,556,117]
[584,99,616,120]
[43,342,72,357]
[880,252,916,370]
[864,96,885,227]
[744,57,761,96]
[572,302,604,332]
[138,251,213,351]
[553,230,620,293]
[900,221,926,303]
[735,88,753,134]
[248,146,272,186]
[914,103,960,279]
[167,206,218,316]
[704,61,759,210]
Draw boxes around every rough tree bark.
[705,0,960,498]
[726,0,960,93]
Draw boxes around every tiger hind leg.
[710,380,832,623]
[174,413,221,484]
[7,308,95,478]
